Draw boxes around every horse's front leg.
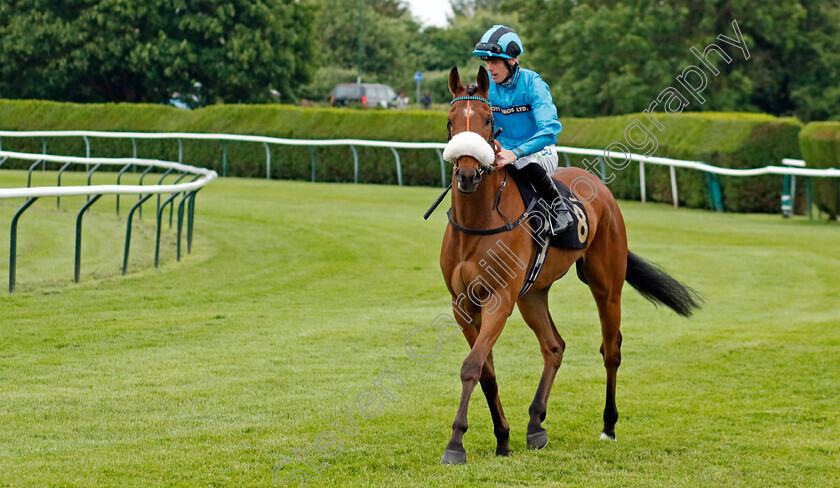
[441,297,515,465]
[454,311,511,458]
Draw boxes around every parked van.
[330,83,397,109]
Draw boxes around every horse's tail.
[625,251,702,317]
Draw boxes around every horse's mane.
[466,84,478,96]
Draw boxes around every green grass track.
[1,170,838,487]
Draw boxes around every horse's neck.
[450,170,518,230]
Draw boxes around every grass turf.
[1,171,838,487]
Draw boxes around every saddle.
[508,168,589,250]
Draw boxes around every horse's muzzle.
[455,168,482,193]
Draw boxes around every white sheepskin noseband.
[443,131,495,169]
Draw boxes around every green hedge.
[557,112,802,213]
[0,100,449,186]
[799,122,840,219]
[0,100,802,212]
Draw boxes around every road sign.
[414,71,424,83]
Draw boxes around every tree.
[506,0,840,121]
[305,0,421,99]
[450,0,503,18]
[0,0,317,104]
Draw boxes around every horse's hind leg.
[517,288,565,449]
[582,233,627,440]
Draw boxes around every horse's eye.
[485,117,492,126]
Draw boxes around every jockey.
[473,25,572,235]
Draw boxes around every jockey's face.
[485,59,515,83]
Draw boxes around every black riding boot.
[520,163,573,235]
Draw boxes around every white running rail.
[0,149,217,198]
[0,146,217,293]
[1,130,838,207]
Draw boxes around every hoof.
[495,446,511,457]
[440,449,467,465]
[526,430,548,450]
[600,432,616,441]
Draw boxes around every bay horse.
[438,66,701,465]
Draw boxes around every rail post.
[782,174,793,217]
[639,160,646,203]
[115,162,134,215]
[41,137,47,172]
[155,192,181,268]
[597,156,607,183]
[83,135,90,172]
[435,148,446,188]
[155,168,175,218]
[705,171,724,212]
[26,159,43,188]
[669,165,679,208]
[390,147,403,186]
[85,162,103,202]
[350,145,359,183]
[137,165,155,219]
[56,161,73,208]
[168,172,191,228]
[177,190,196,261]
[805,177,813,220]
[175,176,200,259]
[187,191,198,254]
[74,194,102,283]
[123,194,154,275]
[264,142,271,179]
[309,146,318,182]
[9,197,39,293]
[222,142,228,177]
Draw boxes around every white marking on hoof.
[600,432,616,441]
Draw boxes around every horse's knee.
[460,360,482,384]
[550,337,566,355]
[601,331,621,367]
[542,340,564,368]
[604,353,621,369]
[602,347,621,368]
[479,358,498,381]
[600,341,621,368]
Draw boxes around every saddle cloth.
[508,168,589,249]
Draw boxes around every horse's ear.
[477,66,490,95]
[449,66,463,96]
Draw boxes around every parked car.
[330,83,398,109]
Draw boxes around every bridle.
[443,89,531,235]
[422,87,502,221]
[448,90,500,175]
